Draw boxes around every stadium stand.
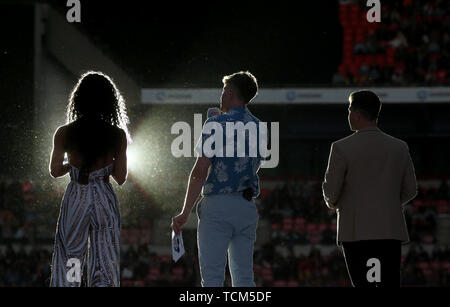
[334,0,450,86]
[1,178,449,286]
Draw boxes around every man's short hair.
[222,71,258,104]
[349,90,382,121]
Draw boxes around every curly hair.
[66,71,132,143]
[64,71,132,180]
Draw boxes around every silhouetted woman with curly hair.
[48,71,132,287]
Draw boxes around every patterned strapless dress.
[50,163,121,287]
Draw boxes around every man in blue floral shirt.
[171,71,265,287]
[196,105,263,198]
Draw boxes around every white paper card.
[172,230,185,262]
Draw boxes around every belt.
[71,175,110,184]
[242,188,253,201]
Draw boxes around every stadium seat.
[271,223,281,231]
[260,267,273,282]
[159,254,172,263]
[139,230,151,244]
[413,199,424,212]
[436,200,448,214]
[401,255,406,265]
[121,280,133,287]
[417,261,429,270]
[437,70,448,84]
[306,223,319,235]
[422,234,435,244]
[442,262,450,273]
[172,267,184,281]
[394,62,406,72]
[282,218,294,233]
[128,228,139,245]
[22,181,32,192]
[309,234,321,245]
[134,280,145,287]
[147,267,161,281]
[318,223,328,233]
[140,219,151,229]
[430,261,440,270]
[375,54,387,67]
[273,280,287,287]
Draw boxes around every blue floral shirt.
[195,106,265,198]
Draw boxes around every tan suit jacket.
[322,126,417,245]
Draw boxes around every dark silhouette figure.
[322,90,417,287]
[48,71,132,287]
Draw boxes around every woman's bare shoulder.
[54,124,70,137]
[115,126,127,139]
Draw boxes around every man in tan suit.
[322,90,417,287]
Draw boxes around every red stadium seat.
[319,223,328,233]
[273,280,287,287]
[140,219,151,229]
[260,267,273,282]
[442,262,450,273]
[355,33,365,43]
[283,224,293,233]
[430,261,440,270]
[350,4,360,13]
[120,229,129,244]
[310,234,321,245]
[306,223,319,235]
[294,217,306,233]
[121,280,133,287]
[294,217,305,226]
[375,54,387,67]
[394,62,406,72]
[423,199,434,208]
[348,63,358,75]
[338,65,347,75]
[271,223,281,231]
[421,235,434,244]
[413,199,424,212]
[437,200,448,214]
[159,254,172,263]
[343,56,353,65]
[134,280,145,287]
[147,267,161,280]
[259,188,272,199]
[22,181,32,192]
[172,267,184,281]
[437,70,448,83]
[139,230,151,244]
[354,55,363,65]
[283,217,294,232]
[417,261,429,270]
[128,228,139,245]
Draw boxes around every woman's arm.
[112,128,128,185]
[49,126,71,178]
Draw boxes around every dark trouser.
[341,239,402,287]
